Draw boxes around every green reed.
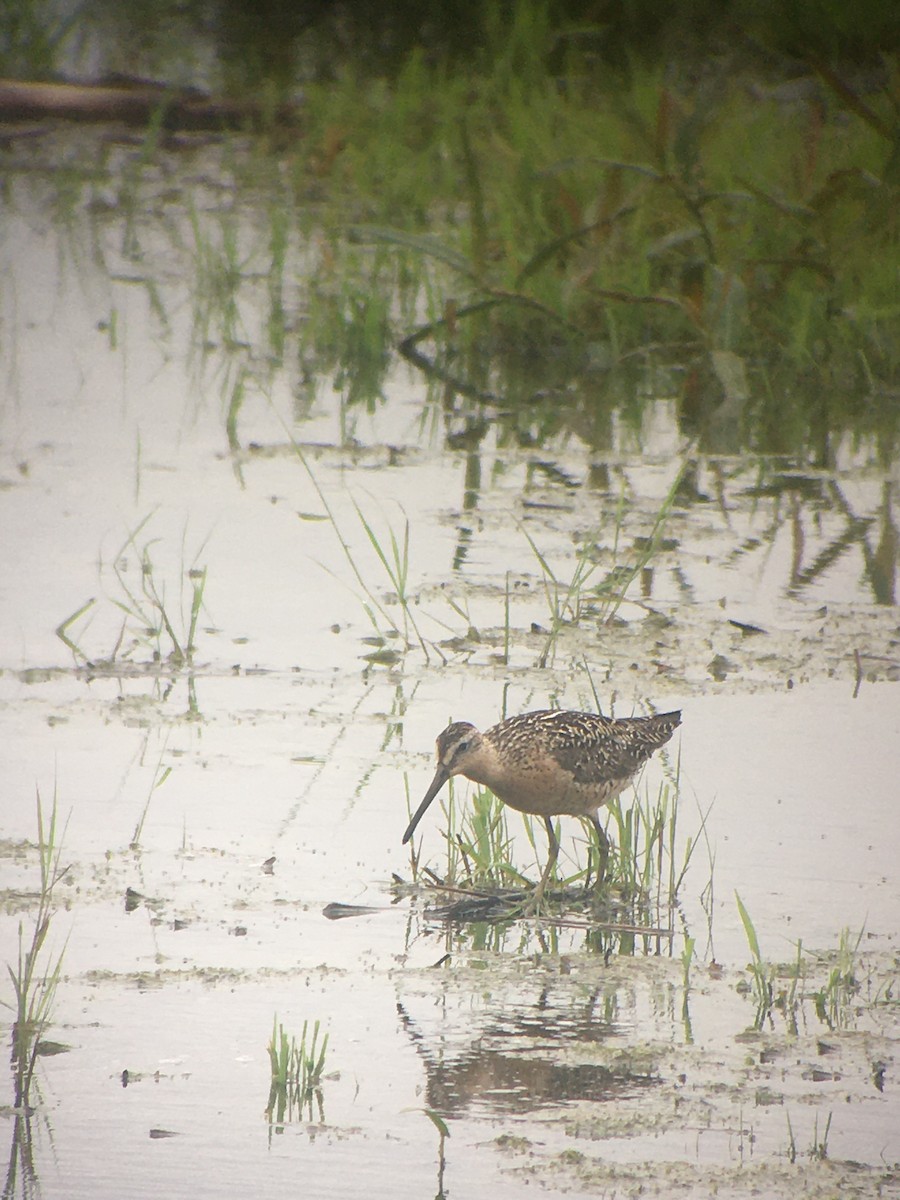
[4,791,70,1109]
[811,926,864,1030]
[407,739,695,937]
[266,1016,330,1126]
[735,891,776,1027]
[455,790,526,890]
[523,460,688,669]
[55,514,209,668]
[352,499,429,658]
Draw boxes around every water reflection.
[396,982,656,1118]
[2,138,896,684]
[401,885,682,962]
[3,1111,40,1200]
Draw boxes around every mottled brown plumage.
[402,708,682,904]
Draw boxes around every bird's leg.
[525,816,560,914]
[587,814,610,891]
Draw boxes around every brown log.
[0,79,301,130]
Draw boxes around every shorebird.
[402,708,681,906]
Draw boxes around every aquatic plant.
[55,513,209,669]
[130,741,173,850]
[681,933,696,1043]
[405,731,692,951]
[330,44,897,448]
[266,1016,330,1126]
[786,1110,834,1163]
[7,8,896,459]
[456,789,524,891]
[423,1108,450,1197]
[187,201,248,357]
[523,458,689,668]
[735,891,777,1027]
[809,1111,833,1161]
[352,499,429,658]
[3,791,69,1110]
[735,900,867,1033]
[279,427,435,660]
[811,925,864,1030]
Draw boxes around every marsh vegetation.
[1,4,898,1199]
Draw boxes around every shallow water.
[2,137,899,1198]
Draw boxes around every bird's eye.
[457,740,470,753]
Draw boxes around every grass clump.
[5,8,896,459]
[811,925,864,1030]
[455,789,525,892]
[3,791,70,1111]
[405,728,694,953]
[735,895,865,1032]
[525,459,688,667]
[55,514,210,671]
[303,40,898,449]
[266,1016,330,1126]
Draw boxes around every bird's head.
[401,721,484,845]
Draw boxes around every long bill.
[402,764,450,844]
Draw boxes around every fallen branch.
[0,78,302,130]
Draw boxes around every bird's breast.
[480,762,629,818]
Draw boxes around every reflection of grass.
[680,933,696,1042]
[8,17,894,459]
[343,43,896,426]
[3,792,69,1111]
[188,203,246,353]
[266,1017,330,1127]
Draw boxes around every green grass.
[811,925,864,1030]
[352,498,429,658]
[735,896,865,1033]
[524,458,689,668]
[3,791,70,1110]
[278,411,684,668]
[55,515,210,670]
[301,46,896,446]
[456,790,526,891]
[735,890,778,1026]
[285,435,430,659]
[266,1016,330,1127]
[130,743,173,850]
[4,10,896,459]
